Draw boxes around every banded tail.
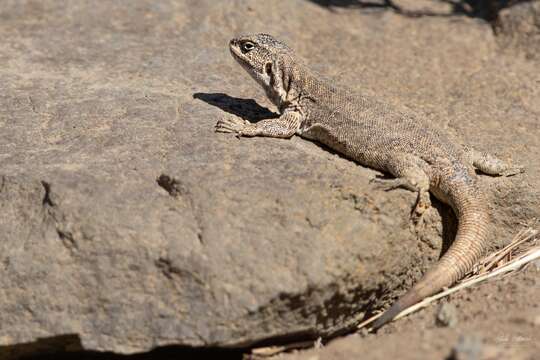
[372,177,489,330]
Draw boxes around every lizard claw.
[411,205,427,229]
[411,191,431,229]
[215,117,248,135]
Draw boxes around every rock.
[450,335,483,360]
[535,314,540,327]
[0,0,538,357]
[436,302,458,328]
[498,1,540,59]
[0,0,429,355]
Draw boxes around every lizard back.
[295,66,471,181]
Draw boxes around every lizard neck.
[263,83,285,110]
[263,56,307,113]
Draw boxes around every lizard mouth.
[229,42,251,72]
[229,41,243,62]
[228,38,269,88]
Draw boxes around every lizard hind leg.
[466,148,523,176]
[371,154,431,226]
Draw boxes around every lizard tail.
[372,179,489,330]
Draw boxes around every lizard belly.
[298,123,387,171]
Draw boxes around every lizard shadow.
[431,197,458,256]
[193,92,345,158]
[193,92,279,123]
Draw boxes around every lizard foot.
[370,177,416,192]
[411,191,431,229]
[215,116,249,135]
[499,165,524,177]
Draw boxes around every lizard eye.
[241,41,255,53]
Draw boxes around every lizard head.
[229,34,293,105]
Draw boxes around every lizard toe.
[370,177,415,192]
[500,166,524,177]
[215,117,247,134]
[410,191,431,228]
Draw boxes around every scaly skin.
[216,34,522,329]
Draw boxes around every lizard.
[215,33,522,329]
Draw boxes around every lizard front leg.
[215,110,303,139]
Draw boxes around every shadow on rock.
[431,198,458,256]
[1,335,244,360]
[20,348,244,360]
[194,92,278,122]
[305,0,532,24]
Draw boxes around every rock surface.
[0,0,539,358]
[498,0,540,60]
[436,302,458,328]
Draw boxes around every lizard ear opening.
[264,62,273,77]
